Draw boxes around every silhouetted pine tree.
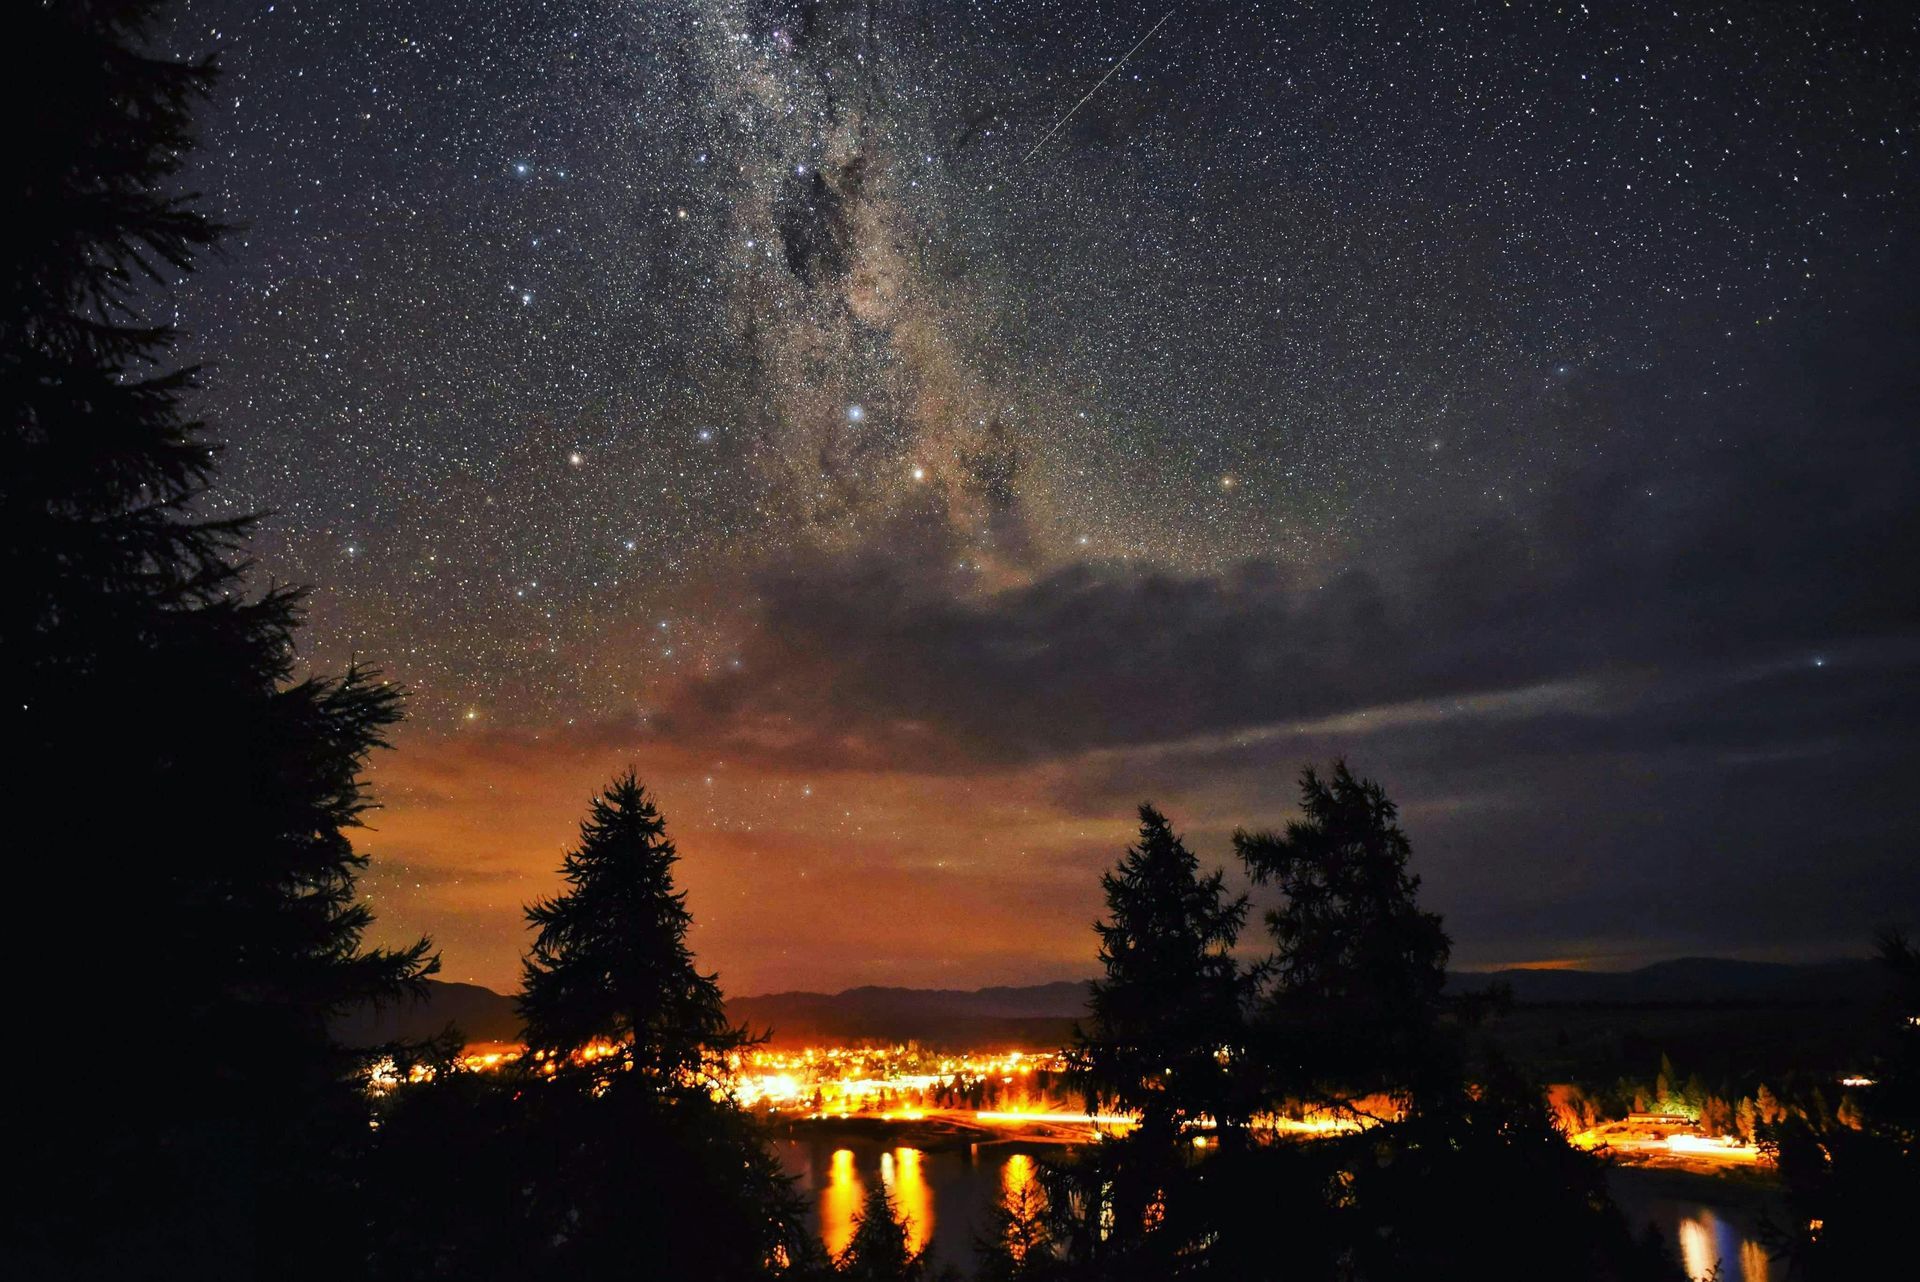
[1046,770,1688,1280]
[1077,805,1253,1137]
[1055,805,1253,1276]
[976,1165,1058,1282]
[1220,763,1681,1281]
[835,1184,929,1281]
[1234,761,1452,1106]
[4,3,434,1276]
[519,769,748,1076]
[485,770,805,1279]
[1766,928,1920,1279]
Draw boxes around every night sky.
[164,0,1919,993]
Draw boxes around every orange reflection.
[822,1148,864,1257]
[1003,1152,1036,1202]
[1678,1216,1717,1281]
[1000,1153,1045,1263]
[886,1147,933,1255]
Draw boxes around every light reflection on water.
[1003,1152,1036,1201]
[820,1148,864,1257]
[1608,1172,1776,1282]
[780,1138,1032,1274]
[779,1140,1775,1280]
[886,1146,935,1254]
[1677,1208,1771,1282]
[816,1144,939,1258]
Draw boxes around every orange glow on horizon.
[1487,956,1594,971]
[357,727,1120,994]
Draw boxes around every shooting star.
[1018,10,1175,167]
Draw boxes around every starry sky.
[165,0,1919,994]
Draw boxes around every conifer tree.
[519,769,748,1077]
[977,1163,1057,1282]
[4,3,434,1273]
[1058,805,1252,1275]
[1052,771,1687,1280]
[1234,761,1451,1105]
[1076,804,1253,1138]
[500,771,806,1279]
[835,1184,929,1281]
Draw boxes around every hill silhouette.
[332,958,1882,1049]
[332,980,523,1047]
[1449,956,1880,1005]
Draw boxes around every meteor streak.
[1017,10,1175,167]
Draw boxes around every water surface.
[776,1137,1779,1280]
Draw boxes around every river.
[774,1136,1780,1280]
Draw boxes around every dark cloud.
[663,358,1919,777]
[173,0,1920,980]
[620,294,1920,961]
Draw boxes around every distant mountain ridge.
[332,980,522,1047]
[731,980,1093,1021]
[1447,956,1879,1005]
[334,958,1878,1048]
[726,980,1093,1047]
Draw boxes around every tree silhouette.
[1076,804,1253,1138]
[519,769,748,1077]
[422,769,808,1279]
[835,1183,929,1281]
[1234,761,1452,1107]
[1053,804,1253,1275]
[1225,763,1682,1280]
[1044,768,1689,1280]
[5,4,433,1275]
[1766,928,1920,1278]
[977,1167,1057,1282]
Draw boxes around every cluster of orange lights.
[375,1040,1072,1109]
[1567,1116,1768,1166]
[374,1040,1386,1141]
[724,1045,1069,1119]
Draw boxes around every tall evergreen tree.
[1234,761,1452,1106]
[1218,763,1678,1281]
[519,769,747,1077]
[491,771,805,1279]
[1056,805,1252,1276]
[4,2,434,1275]
[834,1184,929,1282]
[1076,804,1253,1138]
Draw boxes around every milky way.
[167,1,1918,990]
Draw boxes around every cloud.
[369,292,1920,989]
[653,407,1919,778]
